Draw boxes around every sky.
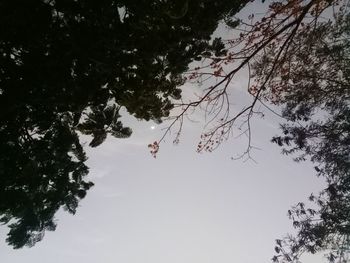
[0,87,326,263]
[0,1,330,263]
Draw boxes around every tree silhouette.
[0,0,246,248]
[267,11,350,263]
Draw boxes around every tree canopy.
[267,9,350,263]
[2,0,348,260]
[0,0,246,248]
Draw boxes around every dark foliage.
[265,11,350,263]
[0,0,245,248]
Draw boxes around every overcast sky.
[0,85,326,263]
[0,1,329,262]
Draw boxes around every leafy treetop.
[0,0,246,248]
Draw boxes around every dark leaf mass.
[0,0,245,248]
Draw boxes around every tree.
[266,9,350,263]
[0,0,246,248]
[155,0,350,261]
